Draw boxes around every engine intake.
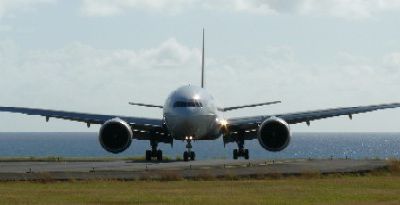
[257,117,291,152]
[99,118,133,154]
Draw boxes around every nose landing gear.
[183,136,195,161]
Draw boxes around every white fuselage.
[163,85,222,140]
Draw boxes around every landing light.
[193,94,200,100]
[220,119,228,127]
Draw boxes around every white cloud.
[298,0,400,19]
[0,39,201,114]
[384,52,400,67]
[1,39,400,131]
[79,0,400,19]
[80,0,193,16]
[382,52,400,75]
[0,24,11,31]
[79,0,278,16]
[202,0,278,15]
[1,39,399,106]
[0,0,57,19]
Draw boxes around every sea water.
[0,132,399,160]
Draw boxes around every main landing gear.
[183,136,195,161]
[233,139,249,160]
[146,140,163,161]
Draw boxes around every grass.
[0,175,400,204]
[0,160,398,204]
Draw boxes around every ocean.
[0,132,399,160]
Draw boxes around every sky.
[1,0,400,132]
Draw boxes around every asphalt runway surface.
[0,159,388,181]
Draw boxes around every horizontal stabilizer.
[219,101,281,112]
[128,102,163,108]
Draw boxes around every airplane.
[1,30,400,162]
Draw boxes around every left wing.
[0,106,165,140]
[128,102,163,108]
[225,103,400,139]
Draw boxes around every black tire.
[145,150,152,161]
[244,149,249,160]
[157,150,163,161]
[183,151,189,162]
[233,149,238,160]
[190,151,195,161]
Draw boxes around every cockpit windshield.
[173,100,203,107]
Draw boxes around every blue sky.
[1,0,400,132]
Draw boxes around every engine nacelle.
[257,117,291,152]
[99,118,133,154]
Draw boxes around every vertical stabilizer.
[201,28,205,88]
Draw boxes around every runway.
[0,159,388,181]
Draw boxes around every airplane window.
[174,101,187,107]
[173,100,203,107]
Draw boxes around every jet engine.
[99,118,133,154]
[257,117,291,152]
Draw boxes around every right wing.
[224,102,400,141]
[219,101,281,112]
[277,103,400,124]
[0,106,166,140]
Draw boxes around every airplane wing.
[218,101,281,112]
[128,102,163,108]
[0,106,165,140]
[225,103,400,141]
[276,102,400,124]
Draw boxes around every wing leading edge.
[226,102,400,136]
[0,106,162,125]
[278,102,400,124]
[0,106,164,138]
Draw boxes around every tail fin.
[201,28,205,88]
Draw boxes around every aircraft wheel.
[157,150,163,161]
[183,151,189,162]
[145,150,152,161]
[190,151,195,161]
[244,149,249,160]
[233,149,238,160]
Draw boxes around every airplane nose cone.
[178,117,198,135]
[165,111,217,140]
